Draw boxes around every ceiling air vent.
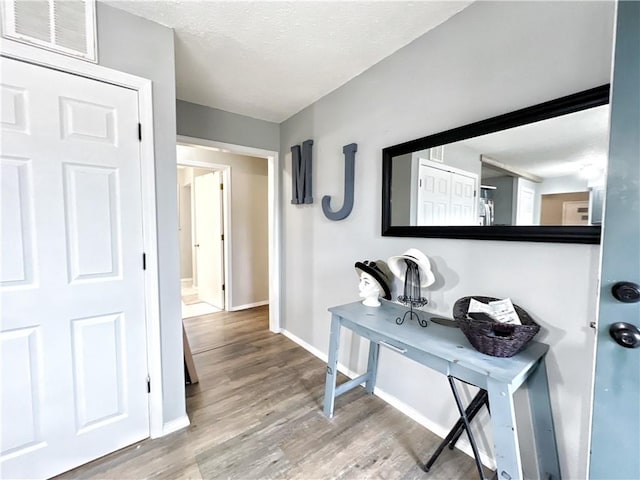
[1,0,96,62]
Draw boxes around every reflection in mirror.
[390,104,609,227]
[382,85,609,243]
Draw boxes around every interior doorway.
[176,137,278,332]
[177,164,227,319]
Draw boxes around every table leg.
[528,358,561,480]
[487,378,523,480]
[365,340,379,394]
[323,314,342,418]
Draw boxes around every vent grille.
[1,0,96,61]
[53,0,87,53]
[14,1,51,42]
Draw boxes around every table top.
[329,301,548,385]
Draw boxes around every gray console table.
[323,301,561,480]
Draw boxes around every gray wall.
[177,100,280,152]
[484,176,515,225]
[96,3,185,426]
[420,143,482,179]
[279,2,613,478]
[390,153,412,225]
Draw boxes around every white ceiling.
[104,1,473,123]
[460,104,610,179]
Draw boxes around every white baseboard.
[229,300,269,311]
[281,329,328,361]
[159,415,190,437]
[372,387,496,469]
[280,328,495,470]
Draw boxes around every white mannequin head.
[359,271,381,307]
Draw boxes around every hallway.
[58,306,488,479]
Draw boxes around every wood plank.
[57,305,492,479]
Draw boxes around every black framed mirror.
[382,85,610,243]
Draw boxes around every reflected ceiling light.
[579,163,604,180]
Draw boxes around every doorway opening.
[177,164,227,319]
[176,136,280,333]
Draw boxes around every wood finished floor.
[58,306,490,479]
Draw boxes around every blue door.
[589,1,640,478]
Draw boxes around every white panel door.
[418,163,450,225]
[515,180,536,225]
[0,57,149,479]
[194,171,224,309]
[449,172,477,225]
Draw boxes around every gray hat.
[354,260,393,300]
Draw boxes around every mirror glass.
[382,85,609,243]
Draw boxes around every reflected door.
[562,201,589,225]
[515,180,536,225]
[450,172,476,225]
[417,162,477,225]
[1,58,149,479]
[418,164,450,225]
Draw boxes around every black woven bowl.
[453,296,540,357]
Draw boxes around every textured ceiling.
[104,1,473,122]
[463,104,610,179]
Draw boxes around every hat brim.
[388,251,435,288]
[355,261,392,300]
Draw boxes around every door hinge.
[142,253,147,270]
[221,234,224,241]
[138,123,142,141]
[220,183,224,190]
[146,376,151,393]
[222,284,225,291]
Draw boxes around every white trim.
[281,329,328,362]
[137,83,164,439]
[176,158,231,311]
[229,300,270,312]
[159,415,190,438]
[372,389,496,470]
[176,135,281,333]
[1,46,165,439]
[280,328,496,470]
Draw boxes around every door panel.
[0,327,44,456]
[515,181,536,225]
[0,57,149,479]
[450,172,476,225]
[418,163,450,225]
[63,164,121,280]
[1,157,36,287]
[71,313,126,431]
[194,171,224,309]
[589,2,640,478]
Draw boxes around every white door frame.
[1,41,164,438]
[177,160,231,311]
[177,135,281,333]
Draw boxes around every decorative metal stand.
[395,259,428,327]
